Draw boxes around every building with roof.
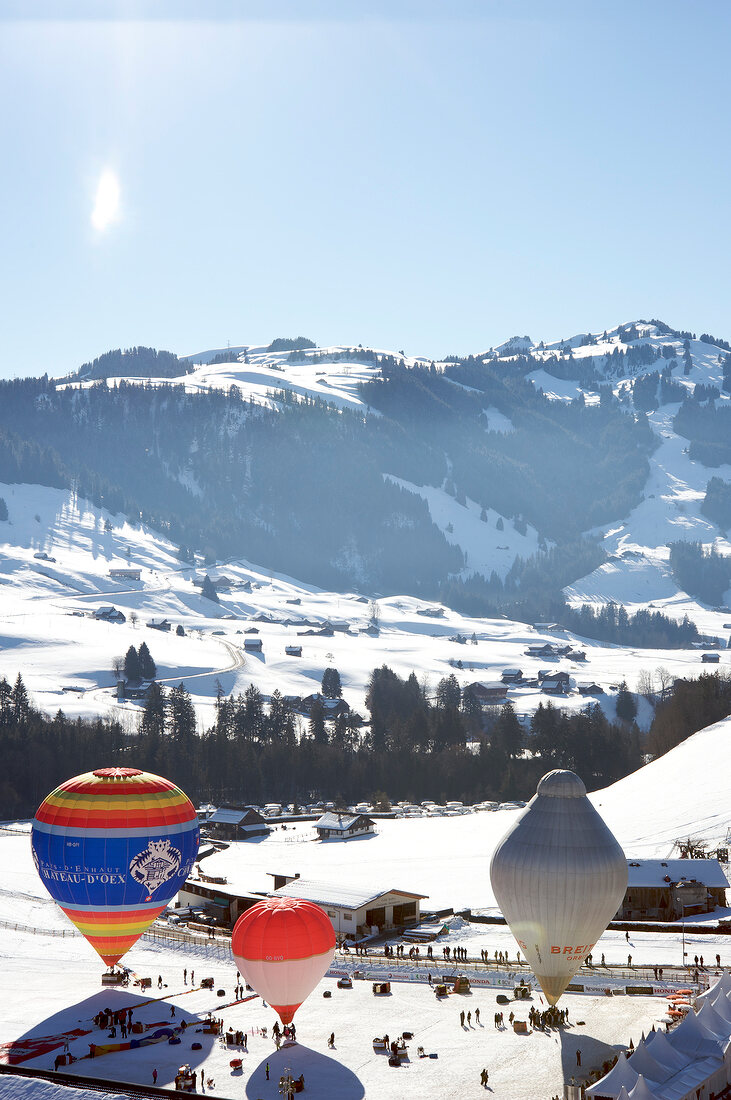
[299,693,350,718]
[206,806,270,841]
[146,617,171,631]
[93,605,126,622]
[463,681,508,707]
[177,877,264,925]
[315,811,375,841]
[618,859,729,921]
[268,873,427,937]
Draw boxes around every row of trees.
[3,666,730,818]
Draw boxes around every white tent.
[642,1030,689,1073]
[626,1042,675,1085]
[586,1051,641,1098]
[627,1074,661,1100]
[645,1024,727,1100]
[696,998,730,1040]
[615,1089,631,1100]
[669,1007,725,1059]
[695,970,731,1010]
[708,988,731,1026]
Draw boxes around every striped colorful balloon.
[31,768,199,966]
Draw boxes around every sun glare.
[91,168,121,233]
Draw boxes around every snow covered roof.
[271,877,426,910]
[315,812,373,831]
[208,807,263,826]
[625,859,729,889]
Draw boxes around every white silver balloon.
[490,769,627,1004]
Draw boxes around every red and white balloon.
[231,897,336,1024]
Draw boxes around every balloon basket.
[101,969,128,986]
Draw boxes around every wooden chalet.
[315,812,375,841]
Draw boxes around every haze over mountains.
[2,320,730,607]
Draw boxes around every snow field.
[2,480,731,739]
[0,921,664,1100]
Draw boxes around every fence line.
[141,926,232,960]
[0,918,73,936]
[0,918,231,960]
[1,913,713,990]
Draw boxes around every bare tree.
[130,611,138,628]
[656,665,673,701]
[636,668,655,700]
[112,655,124,679]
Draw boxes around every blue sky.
[1,1,730,378]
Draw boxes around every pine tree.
[11,673,29,723]
[142,681,166,734]
[242,684,264,742]
[321,667,342,698]
[615,681,637,722]
[169,683,196,744]
[436,674,461,711]
[309,696,328,744]
[492,702,522,759]
[0,497,7,521]
[124,645,142,683]
[0,677,12,725]
[138,641,156,680]
[201,575,219,603]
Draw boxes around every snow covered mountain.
[50,321,731,603]
[1,319,731,735]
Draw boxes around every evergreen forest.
[3,666,728,820]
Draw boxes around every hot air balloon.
[231,897,335,1024]
[490,769,627,1004]
[31,767,199,966]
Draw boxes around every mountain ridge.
[0,318,729,613]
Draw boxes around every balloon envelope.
[31,767,199,965]
[490,769,627,1004]
[231,897,335,1024]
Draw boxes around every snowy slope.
[2,704,731,1098]
[1,477,730,735]
[386,475,541,580]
